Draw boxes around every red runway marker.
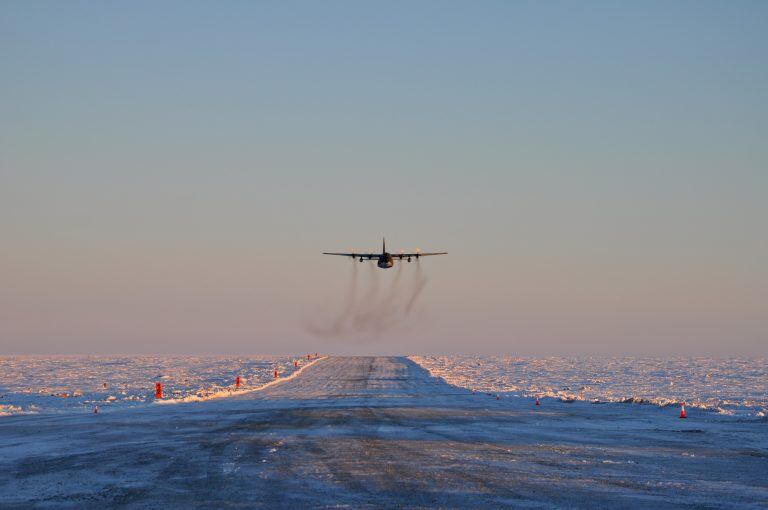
[155,382,163,399]
[679,402,687,419]
[235,376,241,389]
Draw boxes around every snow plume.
[405,261,427,315]
[304,261,428,340]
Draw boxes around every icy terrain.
[410,356,768,417]
[0,355,313,416]
[0,356,766,508]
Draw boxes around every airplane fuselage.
[377,253,394,269]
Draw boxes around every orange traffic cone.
[679,402,687,419]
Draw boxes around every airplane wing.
[323,252,378,258]
[392,252,447,258]
[323,251,447,258]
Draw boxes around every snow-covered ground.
[6,355,762,419]
[410,356,768,417]
[0,355,316,416]
[0,356,766,508]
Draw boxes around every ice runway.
[1,356,766,508]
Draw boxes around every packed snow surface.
[0,356,766,508]
[0,355,312,416]
[410,356,768,417]
[4,356,765,418]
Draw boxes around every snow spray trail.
[405,260,427,315]
[304,261,427,340]
[353,261,404,335]
[332,260,359,333]
[303,262,359,338]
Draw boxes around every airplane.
[323,238,447,269]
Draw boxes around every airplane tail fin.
[382,237,386,254]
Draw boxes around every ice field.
[0,356,766,508]
[3,355,764,419]
[0,356,306,416]
[411,356,768,417]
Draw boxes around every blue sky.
[1,1,766,355]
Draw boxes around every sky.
[1,1,766,356]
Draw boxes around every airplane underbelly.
[378,260,393,269]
